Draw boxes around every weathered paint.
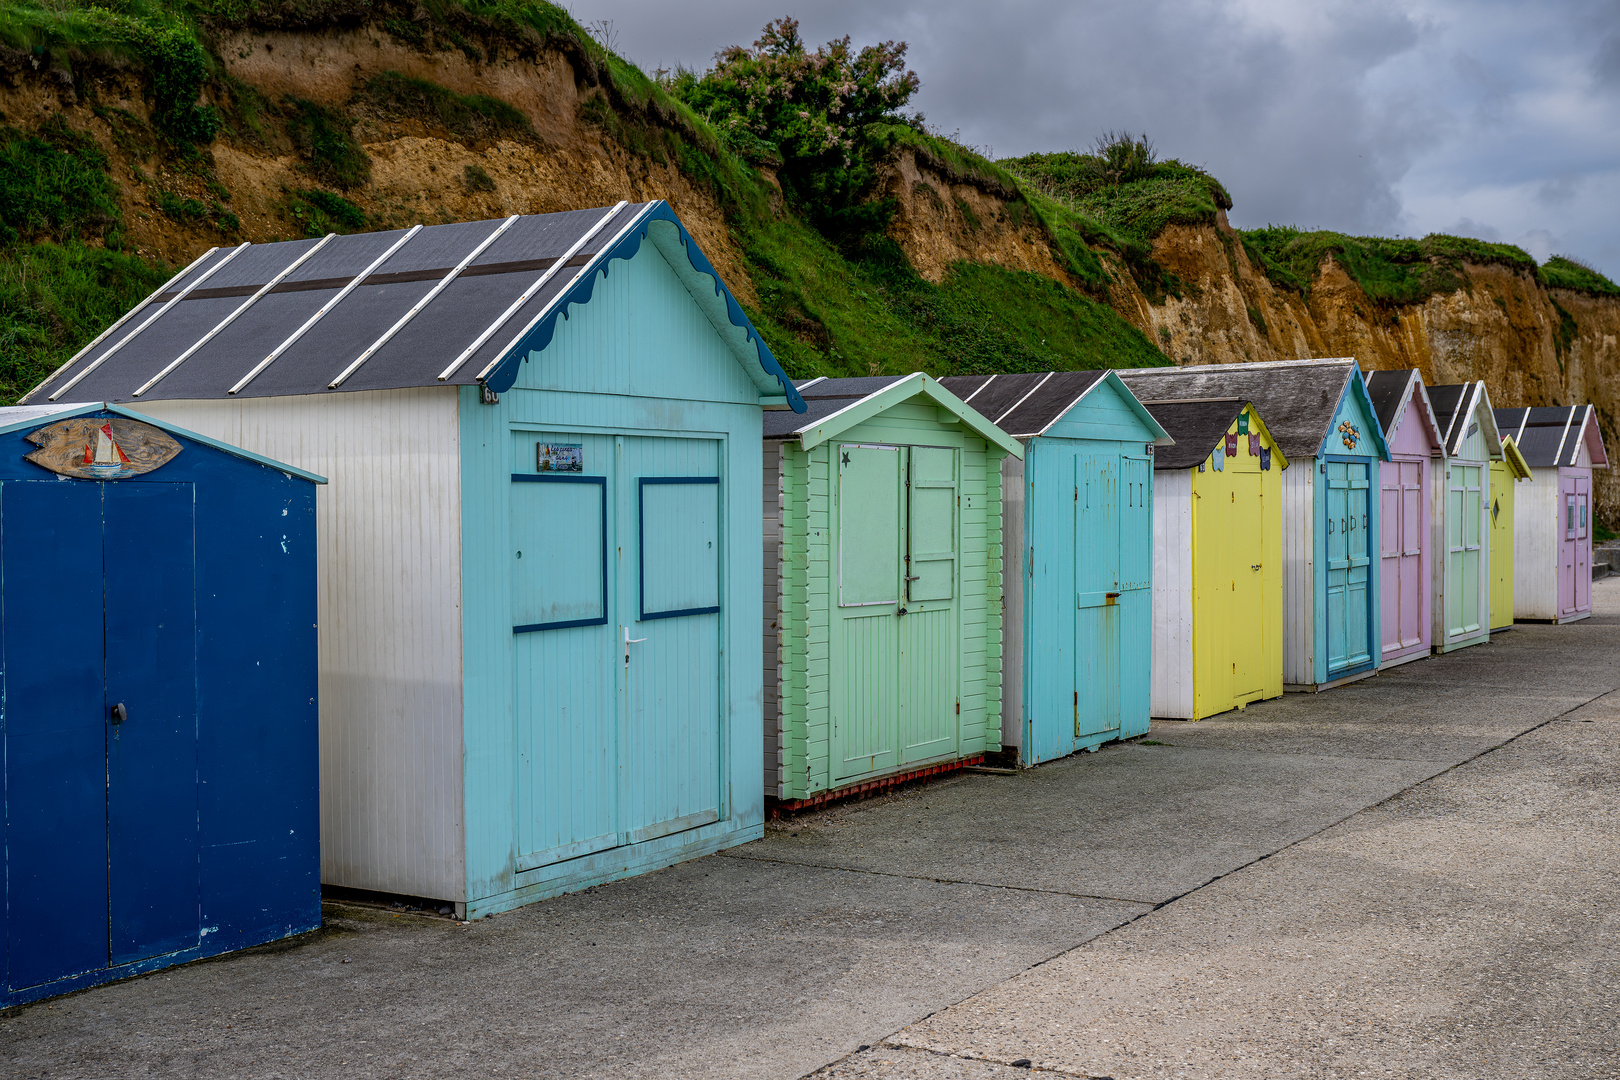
[1016,379,1160,763]
[0,406,320,1007]
[772,394,1008,799]
[1150,406,1285,720]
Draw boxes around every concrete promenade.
[5,580,1617,1079]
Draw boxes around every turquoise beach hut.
[939,372,1170,765]
[19,201,806,917]
[1123,359,1390,691]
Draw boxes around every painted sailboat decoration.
[84,422,132,477]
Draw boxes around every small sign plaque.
[537,442,583,473]
[25,417,181,480]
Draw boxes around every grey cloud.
[568,0,1620,278]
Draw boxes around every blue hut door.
[511,432,723,871]
[2,480,198,993]
[1075,453,1121,742]
[1117,454,1153,730]
[1325,461,1373,674]
[624,436,723,842]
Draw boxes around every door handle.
[109,702,127,725]
[895,607,908,617]
[623,626,647,664]
[1251,564,1262,571]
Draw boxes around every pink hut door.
[1560,473,1592,616]
[1379,458,1427,655]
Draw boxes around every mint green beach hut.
[763,375,1023,808]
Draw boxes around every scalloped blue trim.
[484,202,805,412]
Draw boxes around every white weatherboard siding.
[762,441,783,797]
[1000,453,1025,749]
[139,388,467,901]
[1514,467,1561,619]
[1150,468,1194,719]
[1281,458,1317,686]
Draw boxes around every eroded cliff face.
[7,27,1617,518]
[1094,210,1620,520]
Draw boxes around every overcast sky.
[565,0,1620,279]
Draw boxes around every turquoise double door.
[1025,442,1152,764]
[508,431,724,874]
[1324,459,1375,676]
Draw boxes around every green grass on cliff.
[1238,226,1541,306]
[1539,255,1620,297]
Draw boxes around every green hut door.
[1445,463,1484,638]
[832,443,959,782]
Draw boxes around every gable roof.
[937,371,1171,443]
[1499,434,1533,480]
[1365,369,1445,453]
[0,402,327,482]
[1139,398,1288,471]
[763,373,1023,457]
[22,201,804,412]
[1427,382,1503,459]
[1117,358,1388,460]
[1493,404,1611,468]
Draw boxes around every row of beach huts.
[0,202,1608,1005]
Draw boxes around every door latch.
[623,625,647,664]
[896,607,908,618]
[109,702,127,725]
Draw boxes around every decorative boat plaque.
[25,417,182,479]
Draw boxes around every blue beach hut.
[1122,359,1390,691]
[18,202,805,918]
[0,402,323,1006]
[939,372,1171,765]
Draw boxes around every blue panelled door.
[1324,460,1373,674]
[2,480,198,993]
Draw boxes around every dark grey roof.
[1427,383,1468,444]
[22,202,803,410]
[938,371,1108,437]
[1494,405,1605,467]
[763,376,905,439]
[1365,370,1413,434]
[1117,359,1358,458]
[1141,399,1249,469]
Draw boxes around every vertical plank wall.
[1150,468,1194,718]
[1281,459,1317,685]
[1000,453,1025,750]
[1514,468,1561,619]
[139,388,468,901]
[763,442,783,797]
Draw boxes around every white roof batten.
[438,201,629,383]
[994,371,1055,425]
[330,214,522,390]
[20,247,218,404]
[1553,405,1576,467]
[49,242,251,401]
[134,233,339,398]
[230,225,423,396]
[465,201,643,384]
[959,375,995,404]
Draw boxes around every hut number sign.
[536,442,583,473]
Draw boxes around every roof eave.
[796,373,1025,458]
[1315,366,1391,460]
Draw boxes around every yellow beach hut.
[1490,435,1532,631]
[1141,398,1288,720]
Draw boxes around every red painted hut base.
[767,756,984,819]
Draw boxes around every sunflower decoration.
[1339,420,1361,450]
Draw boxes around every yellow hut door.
[1227,468,1266,700]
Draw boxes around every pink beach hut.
[1365,369,1446,668]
